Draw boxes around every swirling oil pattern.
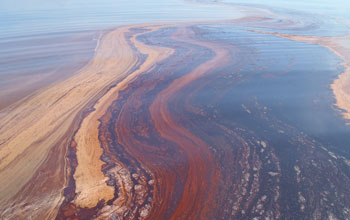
[1,0,350,220]
[57,22,350,219]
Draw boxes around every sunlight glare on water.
[0,0,243,38]
[222,0,350,20]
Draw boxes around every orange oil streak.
[148,26,231,219]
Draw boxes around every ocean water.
[0,0,349,108]
[192,0,350,36]
[0,0,243,39]
[0,0,243,108]
[222,0,350,20]
[1,1,350,218]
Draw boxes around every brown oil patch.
[147,26,230,219]
[0,24,172,219]
[72,25,174,209]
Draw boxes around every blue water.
[222,0,350,20]
[0,0,245,108]
[0,0,349,108]
[0,0,243,39]
[192,0,350,36]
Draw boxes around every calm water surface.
[0,0,243,107]
[0,0,349,109]
[1,1,350,218]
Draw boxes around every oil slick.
[1,1,350,220]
